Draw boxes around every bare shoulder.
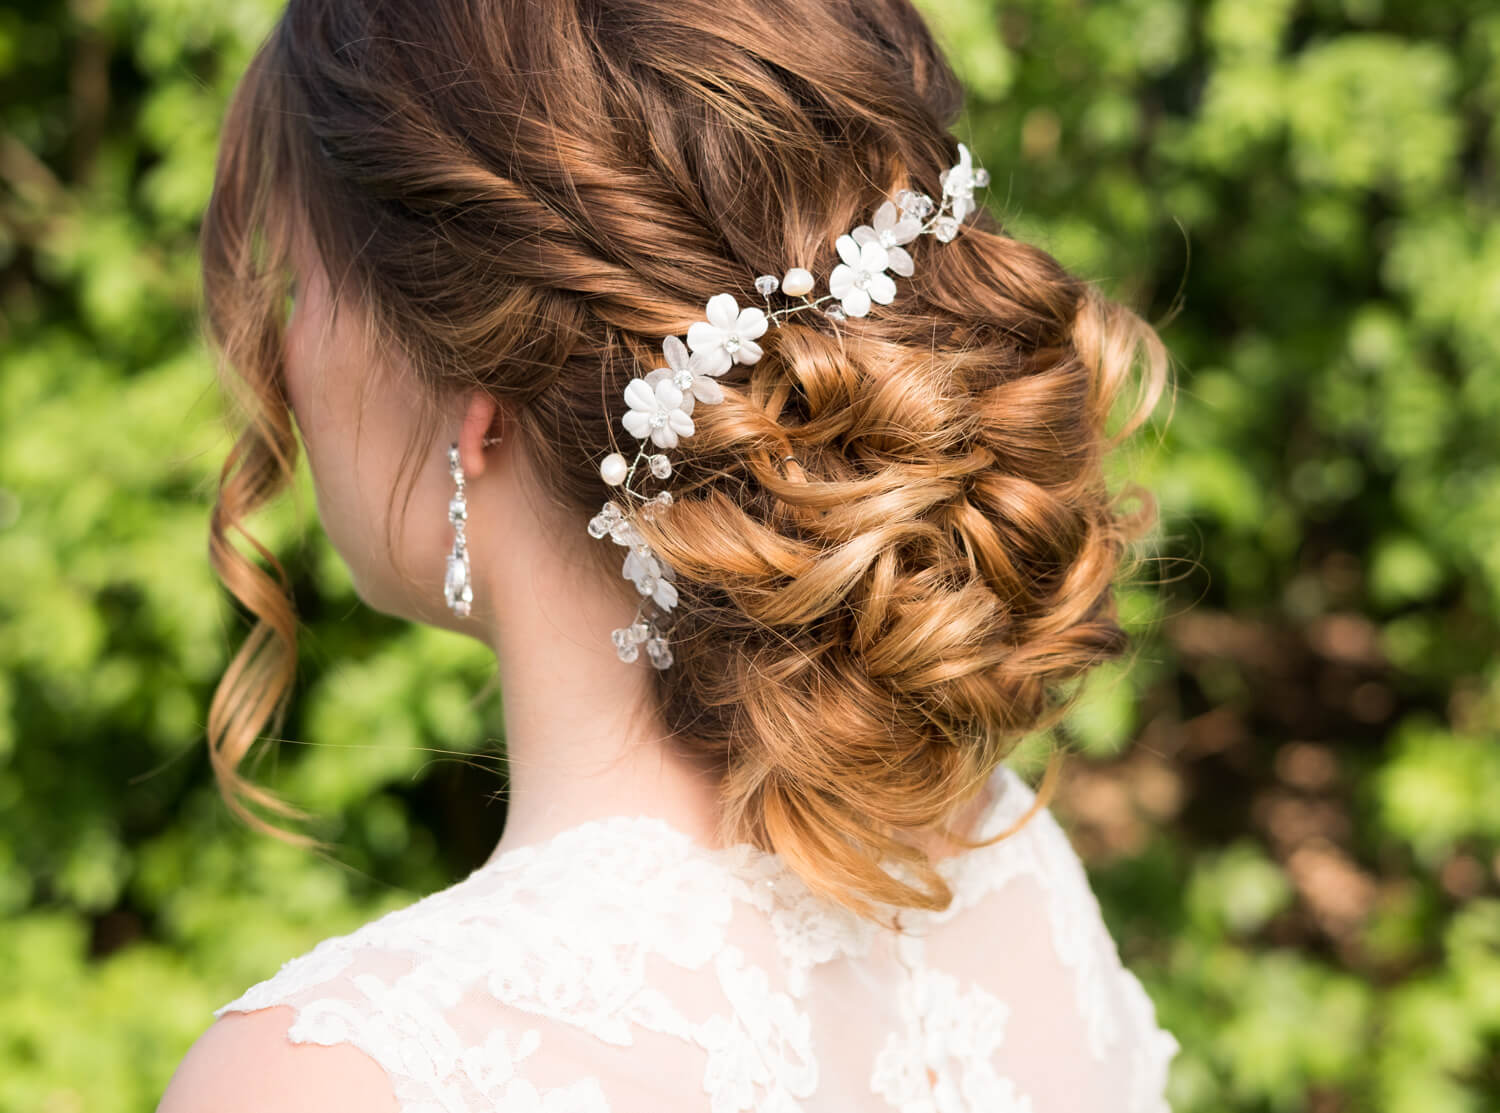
[157,1004,399,1113]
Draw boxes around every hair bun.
[635,239,1171,919]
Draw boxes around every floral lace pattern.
[214,764,1179,1111]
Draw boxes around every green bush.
[0,0,1495,1109]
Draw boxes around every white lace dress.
[215,762,1180,1112]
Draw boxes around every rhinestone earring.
[444,442,473,617]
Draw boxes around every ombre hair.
[199,0,1172,921]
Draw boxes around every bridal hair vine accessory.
[440,149,990,646]
[580,143,989,669]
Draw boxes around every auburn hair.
[199,0,1171,922]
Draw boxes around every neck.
[470,492,723,866]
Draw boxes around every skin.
[280,226,728,861]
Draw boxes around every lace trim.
[214,763,1176,1111]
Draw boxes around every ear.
[457,391,502,478]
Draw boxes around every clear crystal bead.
[974,167,990,187]
[933,215,960,242]
[608,518,637,545]
[587,512,612,539]
[724,334,741,354]
[650,410,667,428]
[649,454,672,479]
[444,553,471,617]
[673,368,693,390]
[611,627,640,662]
[448,496,466,524]
[755,274,780,297]
[825,306,846,321]
[645,635,673,669]
[629,621,650,644]
[655,489,673,507]
[900,191,934,219]
[636,573,657,596]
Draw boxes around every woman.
[161,0,1178,1108]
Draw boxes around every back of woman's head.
[201,0,1171,922]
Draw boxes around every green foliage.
[0,0,1495,1110]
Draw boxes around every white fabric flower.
[687,293,767,375]
[850,200,921,277]
[826,234,896,318]
[622,544,679,610]
[939,141,977,222]
[621,376,694,449]
[644,334,723,413]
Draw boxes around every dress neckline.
[469,762,1025,902]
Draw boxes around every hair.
[199,0,1172,923]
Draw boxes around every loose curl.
[199,0,1172,921]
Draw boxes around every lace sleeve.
[882,766,1180,1113]
[214,933,619,1112]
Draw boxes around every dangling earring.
[444,442,473,617]
[444,429,503,617]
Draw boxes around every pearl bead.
[781,267,814,296]
[599,452,628,486]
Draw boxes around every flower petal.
[623,378,656,412]
[622,409,651,439]
[667,408,695,436]
[872,200,896,232]
[652,424,679,449]
[653,578,679,610]
[891,216,922,245]
[676,390,695,416]
[859,239,889,273]
[644,367,670,387]
[687,347,717,376]
[687,320,723,353]
[705,292,739,330]
[622,548,644,581]
[885,245,915,277]
[835,233,861,267]
[654,379,683,410]
[952,194,972,222]
[692,376,724,404]
[842,287,871,318]
[828,264,854,298]
[662,334,689,371]
[850,224,878,247]
[735,305,768,339]
[867,271,897,305]
[700,346,732,376]
[735,336,762,364]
